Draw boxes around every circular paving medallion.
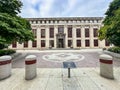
[42,53,85,62]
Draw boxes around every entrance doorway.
[58,39,64,48]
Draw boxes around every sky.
[20,0,113,18]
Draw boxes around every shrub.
[0,49,16,56]
[108,47,120,54]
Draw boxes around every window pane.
[41,29,45,38]
[12,41,17,48]
[41,40,45,47]
[49,28,54,38]
[24,41,28,48]
[32,29,37,38]
[49,40,54,47]
[58,27,64,33]
[94,39,98,46]
[93,28,98,37]
[85,28,89,37]
[85,40,90,47]
[76,28,81,37]
[77,40,81,47]
[68,40,72,47]
[68,27,72,38]
[32,40,37,47]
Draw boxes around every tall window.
[32,29,37,38]
[32,40,37,47]
[85,40,90,47]
[77,40,81,47]
[68,27,72,38]
[12,41,17,48]
[68,40,72,47]
[76,28,81,37]
[93,28,98,37]
[105,40,110,46]
[94,39,98,46]
[49,40,54,47]
[58,26,64,33]
[49,27,54,38]
[41,40,45,47]
[24,41,28,48]
[41,29,45,38]
[85,28,89,37]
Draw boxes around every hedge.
[0,49,16,56]
[108,47,120,54]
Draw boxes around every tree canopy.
[0,0,34,48]
[99,0,120,46]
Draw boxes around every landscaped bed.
[0,49,16,56]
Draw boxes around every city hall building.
[9,17,110,50]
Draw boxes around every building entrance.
[58,39,64,48]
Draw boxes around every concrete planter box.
[103,50,120,59]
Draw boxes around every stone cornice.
[25,17,103,21]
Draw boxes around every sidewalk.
[0,68,120,90]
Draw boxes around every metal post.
[68,64,71,78]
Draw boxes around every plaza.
[0,49,120,90]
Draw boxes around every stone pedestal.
[25,55,37,80]
[99,54,114,79]
[0,55,12,80]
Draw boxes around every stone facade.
[9,17,110,49]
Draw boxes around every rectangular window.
[94,39,98,46]
[93,28,98,37]
[68,40,72,47]
[41,40,45,47]
[32,29,37,38]
[49,40,54,47]
[76,28,81,37]
[68,27,72,38]
[41,29,45,38]
[105,40,110,46]
[85,28,89,37]
[49,28,54,38]
[24,41,28,48]
[58,26,64,33]
[77,40,81,47]
[12,41,17,48]
[85,40,90,47]
[32,40,37,47]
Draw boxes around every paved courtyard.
[1,68,120,90]
[12,49,120,68]
[1,49,120,90]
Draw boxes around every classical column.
[17,42,23,49]
[46,25,49,48]
[54,25,58,48]
[72,25,76,48]
[81,25,85,48]
[64,25,68,48]
[28,40,32,49]
[90,25,94,48]
[36,27,40,49]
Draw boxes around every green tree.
[99,0,120,46]
[0,0,34,49]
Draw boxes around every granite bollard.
[0,55,12,80]
[99,54,114,79]
[25,55,37,80]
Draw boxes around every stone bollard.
[25,55,37,80]
[0,55,12,80]
[99,54,114,79]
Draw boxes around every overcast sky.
[20,0,113,18]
